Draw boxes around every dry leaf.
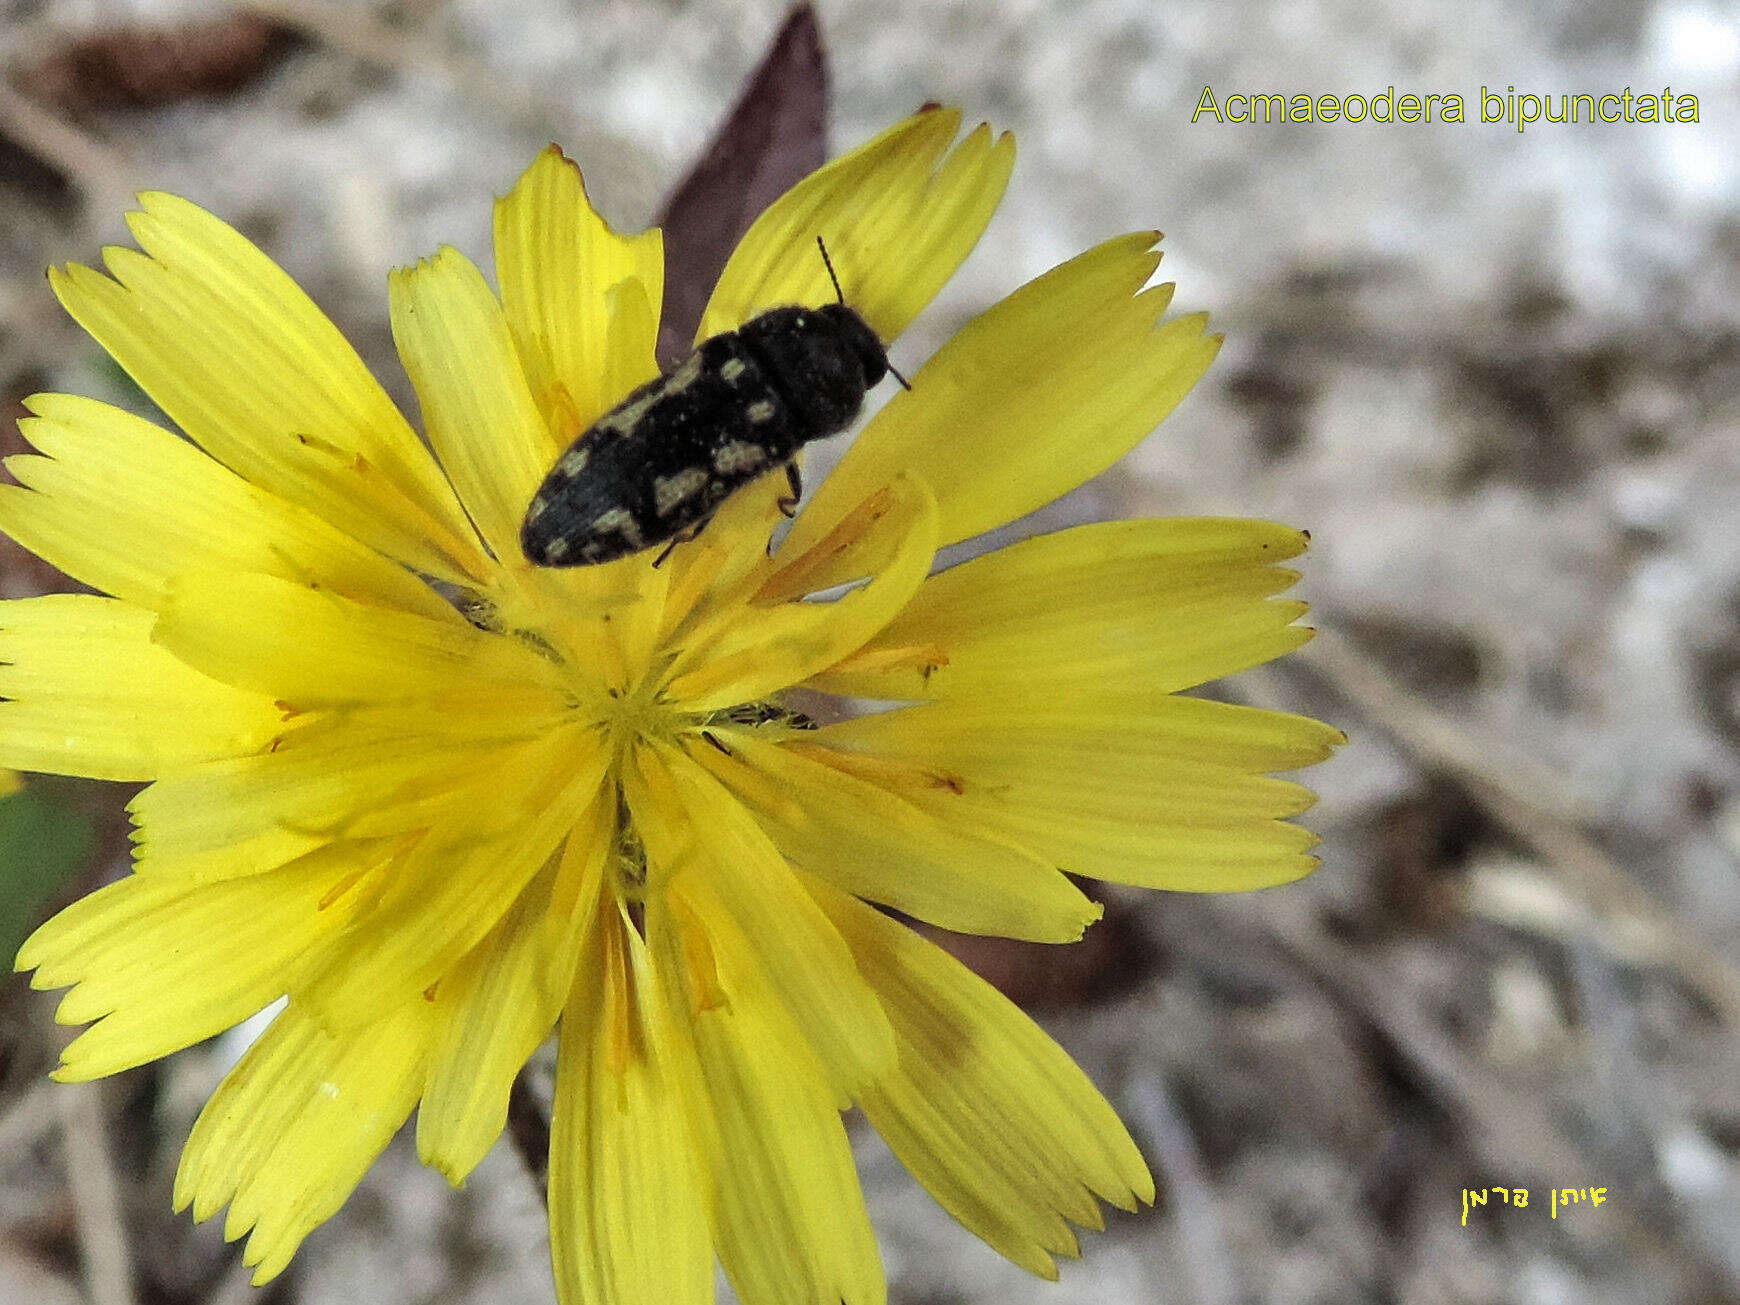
[20,14,298,113]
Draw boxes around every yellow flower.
[7,108,1340,1302]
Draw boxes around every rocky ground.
[2,1,1738,1303]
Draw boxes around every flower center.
[594,680,817,758]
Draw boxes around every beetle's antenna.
[816,235,845,304]
[818,234,909,390]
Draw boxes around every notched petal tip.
[18,391,58,423]
[44,262,80,301]
[1074,896,1107,939]
[509,141,583,195]
[133,188,191,216]
[699,103,1010,342]
[504,139,653,241]
[961,119,1015,154]
[391,244,460,285]
[12,930,46,976]
[424,1152,470,1191]
[121,207,154,248]
[1166,308,1213,335]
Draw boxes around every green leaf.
[0,784,96,969]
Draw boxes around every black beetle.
[521,238,907,568]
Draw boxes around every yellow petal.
[688,729,1099,941]
[128,696,570,882]
[810,518,1313,700]
[174,1000,436,1284]
[810,876,1153,1278]
[598,277,662,416]
[0,394,456,624]
[20,842,383,1081]
[648,894,886,1305]
[632,745,895,1102]
[296,728,608,1029]
[550,904,712,1305]
[808,695,1340,891]
[389,246,560,565]
[128,720,530,881]
[417,800,610,1185]
[652,464,798,648]
[782,234,1220,575]
[176,1006,324,1223]
[662,474,938,711]
[0,595,280,780]
[699,107,1012,343]
[48,194,484,582]
[494,145,664,436]
[152,569,566,708]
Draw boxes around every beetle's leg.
[652,514,715,569]
[777,462,802,518]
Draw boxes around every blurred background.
[2,1,1739,1302]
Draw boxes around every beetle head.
[816,302,889,390]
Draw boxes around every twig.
[0,80,138,380]
[1299,626,1588,824]
[0,1079,56,1160]
[1245,904,1694,1267]
[1126,1073,1244,1305]
[0,80,137,224]
[1255,903,1586,1178]
[56,1078,137,1305]
[204,1255,262,1305]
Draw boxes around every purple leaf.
[655,4,829,366]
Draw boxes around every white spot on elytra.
[721,357,746,382]
[525,496,548,523]
[543,535,571,561]
[654,467,708,515]
[595,352,702,436]
[713,440,768,474]
[592,508,644,547]
[558,447,589,477]
[747,400,776,423]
